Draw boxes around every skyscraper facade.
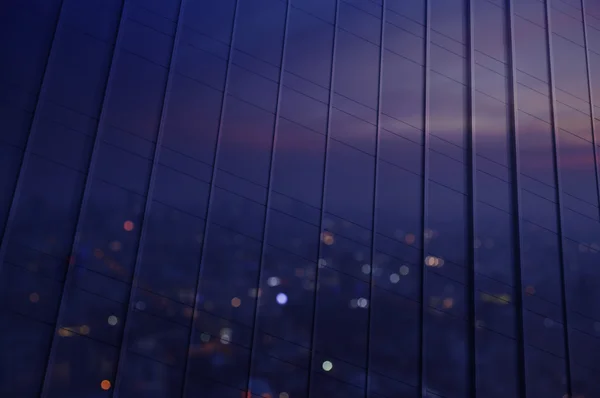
[2,0,600,397]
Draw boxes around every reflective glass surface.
[1,0,600,397]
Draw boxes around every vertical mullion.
[0,0,66,276]
[466,0,477,397]
[179,0,240,395]
[543,1,574,397]
[39,1,130,395]
[110,0,185,393]
[581,0,600,219]
[364,1,385,397]
[244,0,290,394]
[305,0,340,395]
[418,0,431,396]
[505,0,528,397]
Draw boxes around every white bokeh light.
[276,293,288,305]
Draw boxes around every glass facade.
[1,0,600,397]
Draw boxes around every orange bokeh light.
[123,221,134,231]
[100,380,111,390]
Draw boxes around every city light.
[276,293,288,305]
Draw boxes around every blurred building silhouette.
[2,0,600,397]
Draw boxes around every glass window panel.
[475,203,514,285]
[235,0,286,65]
[130,0,180,20]
[424,310,468,398]
[330,108,377,155]
[174,42,227,91]
[227,65,279,113]
[104,51,168,141]
[131,287,191,327]
[61,0,123,42]
[369,287,420,386]
[0,312,54,396]
[552,34,590,102]
[162,73,223,165]
[250,351,308,398]
[516,110,555,185]
[0,1,62,111]
[475,329,519,398]
[310,372,364,398]
[429,150,467,194]
[116,351,183,398]
[126,309,189,368]
[324,212,372,246]
[182,0,236,43]
[563,238,600,320]
[523,309,565,356]
[279,86,329,135]
[475,170,511,213]
[153,164,210,218]
[426,270,467,318]
[430,72,467,148]
[219,96,275,186]
[94,142,152,195]
[562,208,600,246]
[557,129,598,204]
[571,363,600,398]
[286,8,334,88]
[314,267,369,367]
[186,331,251,391]
[270,192,321,227]
[431,44,466,84]
[198,223,261,326]
[520,221,563,305]
[524,345,568,397]
[321,232,371,281]
[555,100,593,141]
[120,19,174,67]
[569,328,600,372]
[376,161,422,247]
[339,2,382,45]
[427,182,467,266]
[128,2,178,35]
[256,246,316,347]
[551,2,585,45]
[30,120,94,173]
[44,28,114,117]
[44,334,119,397]
[384,22,424,65]
[379,129,422,174]
[77,180,146,282]
[211,187,265,240]
[514,16,549,82]
[266,208,320,260]
[71,266,130,304]
[431,0,467,44]
[474,0,508,63]
[58,286,125,346]
[474,276,517,338]
[369,371,419,398]
[381,50,425,131]
[136,201,204,305]
[312,351,366,388]
[325,140,375,229]
[334,30,379,109]
[387,0,426,25]
[8,156,85,262]
[372,251,420,301]
[0,262,62,325]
